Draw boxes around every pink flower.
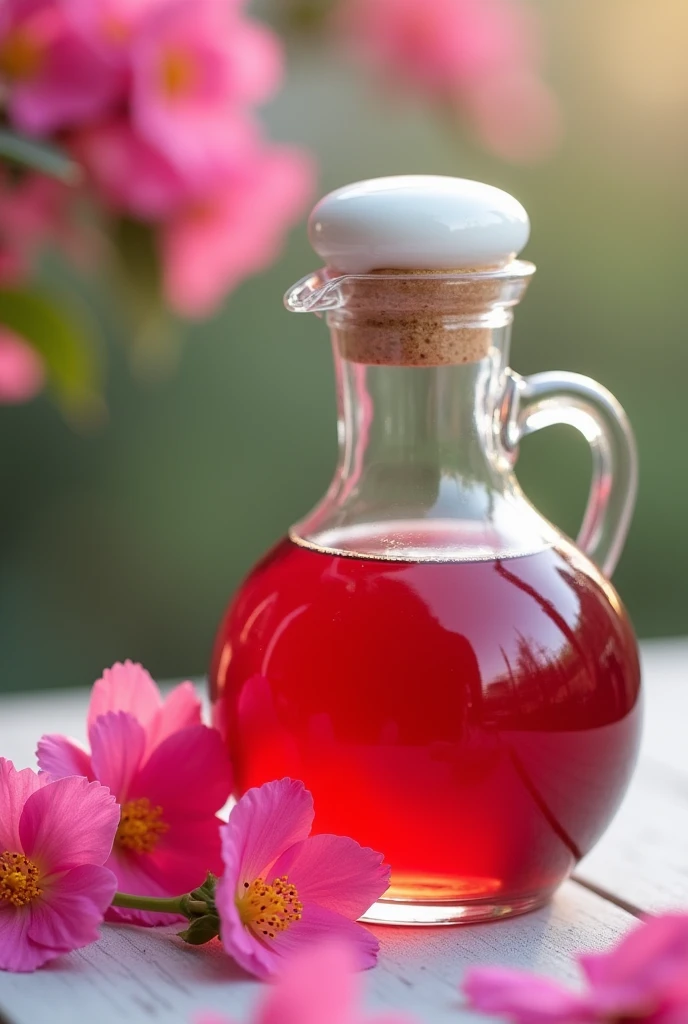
[73,119,195,219]
[161,145,314,317]
[62,0,167,64]
[129,0,282,179]
[338,0,560,161]
[463,913,688,1023]
[73,115,256,219]
[197,942,414,1024]
[461,66,561,163]
[0,171,74,285]
[215,778,390,980]
[0,329,45,404]
[0,758,119,972]
[37,660,233,925]
[0,0,122,134]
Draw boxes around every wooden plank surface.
[1,639,687,1023]
[574,639,688,912]
[0,886,633,1024]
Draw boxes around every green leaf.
[109,216,180,379]
[0,288,104,426]
[178,913,221,946]
[0,129,81,183]
[189,872,218,907]
[111,216,161,310]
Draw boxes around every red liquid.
[210,537,641,906]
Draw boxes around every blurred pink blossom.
[73,116,258,219]
[130,0,282,180]
[0,0,314,321]
[463,913,688,1023]
[62,0,167,64]
[196,942,414,1024]
[0,171,73,285]
[0,0,122,134]
[338,0,560,161]
[73,119,194,219]
[462,66,561,163]
[0,329,45,403]
[161,145,314,317]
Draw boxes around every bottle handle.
[500,370,638,578]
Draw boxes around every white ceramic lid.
[308,175,530,274]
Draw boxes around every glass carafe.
[210,184,641,926]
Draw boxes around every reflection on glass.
[212,537,640,907]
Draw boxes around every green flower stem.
[111,892,209,916]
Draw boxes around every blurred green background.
[0,0,685,693]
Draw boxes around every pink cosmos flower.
[338,0,560,162]
[0,329,45,403]
[129,0,282,180]
[161,144,314,317]
[463,913,688,1023]
[37,660,233,925]
[196,942,414,1024]
[215,778,390,980]
[0,758,119,972]
[0,0,122,134]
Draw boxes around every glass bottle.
[210,177,641,925]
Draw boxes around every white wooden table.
[0,639,686,1024]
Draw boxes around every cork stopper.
[307,176,532,366]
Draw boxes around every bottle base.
[361,890,554,926]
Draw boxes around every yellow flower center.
[236,875,303,940]
[116,798,169,854]
[0,30,43,81]
[159,48,196,99]
[0,851,42,908]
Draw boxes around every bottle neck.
[335,348,505,499]
[292,324,556,562]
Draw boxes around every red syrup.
[210,536,641,908]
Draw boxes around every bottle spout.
[284,270,346,315]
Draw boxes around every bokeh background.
[0,0,686,693]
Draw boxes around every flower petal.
[463,967,590,1023]
[221,779,314,888]
[28,864,117,951]
[131,724,231,818]
[215,849,277,980]
[257,942,358,1024]
[0,758,46,854]
[270,834,390,920]
[0,904,46,972]
[36,734,94,781]
[9,25,122,136]
[270,904,380,973]
[19,776,119,873]
[89,711,146,800]
[0,328,44,402]
[145,813,224,896]
[87,660,161,733]
[104,850,185,927]
[73,119,193,220]
[149,681,203,749]
[581,913,688,995]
